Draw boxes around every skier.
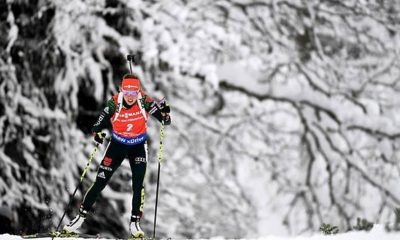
[63,74,171,238]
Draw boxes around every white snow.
[2,225,400,240]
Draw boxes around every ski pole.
[127,55,133,74]
[54,142,100,236]
[127,53,140,74]
[153,120,165,239]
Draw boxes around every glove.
[162,114,171,125]
[157,98,171,125]
[93,132,106,144]
[158,98,170,113]
[161,105,170,114]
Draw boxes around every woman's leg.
[64,141,126,232]
[81,141,126,211]
[127,142,148,218]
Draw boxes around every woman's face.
[123,90,138,105]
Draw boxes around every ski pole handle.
[127,53,141,74]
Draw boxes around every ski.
[22,231,101,239]
[22,231,156,239]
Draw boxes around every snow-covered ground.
[2,225,400,240]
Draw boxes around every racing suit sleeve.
[91,98,116,133]
[140,94,171,125]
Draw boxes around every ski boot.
[129,215,145,239]
[62,205,87,234]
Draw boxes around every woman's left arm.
[141,94,171,125]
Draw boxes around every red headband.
[122,78,140,91]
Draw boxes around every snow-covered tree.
[1,0,399,238]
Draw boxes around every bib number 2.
[127,124,133,131]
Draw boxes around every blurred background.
[1,0,400,238]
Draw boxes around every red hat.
[122,78,140,91]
